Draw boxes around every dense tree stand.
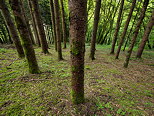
[0,0,25,58]
[9,0,40,74]
[115,0,136,59]
[30,0,49,54]
[69,0,87,104]
[124,0,149,68]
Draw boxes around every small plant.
[117,108,126,115]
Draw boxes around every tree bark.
[136,10,154,58]
[110,0,124,54]
[27,0,41,46]
[124,0,149,68]
[115,0,136,59]
[30,0,49,54]
[69,0,87,104]
[54,0,63,60]
[60,0,67,49]
[20,0,35,45]
[50,0,57,51]
[89,0,101,60]
[9,0,40,74]
[0,0,25,58]
[4,23,13,44]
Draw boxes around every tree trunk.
[30,0,49,54]
[50,0,57,51]
[27,0,41,46]
[54,0,63,60]
[20,0,35,45]
[69,0,87,104]
[136,10,154,58]
[89,0,101,60]
[115,0,136,59]
[60,0,67,49]
[124,0,149,68]
[0,0,25,58]
[4,23,13,44]
[9,0,39,74]
[110,0,124,54]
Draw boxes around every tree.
[89,0,102,60]
[54,0,63,60]
[20,0,35,45]
[124,0,149,68]
[115,0,136,59]
[50,0,57,51]
[136,10,154,58]
[9,0,40,74]
[110,0,124,54]
[60,0,67,49]
[0,0,25,58]
[30,0,49,54]
[69,0,87,104]
[27,0,41,46]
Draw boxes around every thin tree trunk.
[0,0,25,58]
[27,0,41,46]
[136,10,154,58]
[54,0,63,60]
[89,0,101,60]
[124,0,149,68]
[110,0,124,54]
[4,23,13,44]
[50,0,57,51]
[9,0,39,74]
[20,0,35,45]
[69,0,87,104]
[60,0,67,49]
[30,0,49,54]
[115,0,136,59]
[123,11,138,51]
[1,29,8,43]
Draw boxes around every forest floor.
[0,44,154,116]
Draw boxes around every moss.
[71,65,79,72]
[71,89,84,104]
[71,46,80,56]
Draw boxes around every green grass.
[0,45,154,115]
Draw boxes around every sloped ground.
[0,44,154,116]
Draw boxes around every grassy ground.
[0,44,154,116]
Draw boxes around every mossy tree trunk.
[27,0,41,47]
[110,0,124,54]
[54,0,63,60]
[115,0,136,59]
[20,0,35,45]
[89,0,101,60]
[60,0,67,49]
[69,0,87,104]
[0,0,25,58]
[50,0,57,51]
[30,0,49,54]
[124,0,149,68]
[4,23,13,44]
[136,10,154,58]
[9,0,40,74]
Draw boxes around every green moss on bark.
[71,89,84,104]
[71,47,80,56]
